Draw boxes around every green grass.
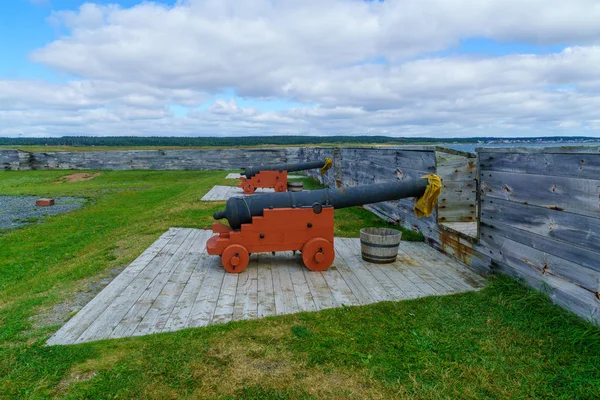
[0,170,599,399]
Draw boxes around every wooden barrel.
[359,228,402,264]
[287,181,304,192]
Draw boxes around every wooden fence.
[478,146,600,323]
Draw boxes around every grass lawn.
[0,170,598,399]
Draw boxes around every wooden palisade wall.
[0,148,304,171]
[435,150,478,223]
[304,146,492,273]
[478,146,600,324]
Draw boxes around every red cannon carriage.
[237,159,332,194]
[207,177,441,273]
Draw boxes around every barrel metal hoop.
[361,253,397,264]
[360,252,397,260]
[361,242,401,249]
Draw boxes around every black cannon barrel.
[242,159,327,179]
[214,179,429,230]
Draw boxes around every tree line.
[0,135,594,147]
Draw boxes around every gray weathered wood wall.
[0,150,17,170]
[478,146,600,324]
[0,148,304,171]
[301,147,336,187]
[435,151,477,223]
[313,146,491,274]
[336,146,439,238]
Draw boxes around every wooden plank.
[335,239,395,301]
[331,240,381,304]
[363,202,439,240]
[439,190,477,203]
[392,261,442,296]
[257,254,276,318]
[232,256,259,321]
[438,206,477,223]
[442,180,477,191]
[269,254,299,315]
[109,229,203,339]
[391,249,445,296]
[437,161,476,182]
[365,249,425,299]
[163,254,212,332]
[46,228,179,345]
[440,222,478,238]
[395,245,455,294]
[401,241,487,288]
[211,272,239,324]
[136,231,211,335]
[479,152,600,179]
[341,163,433,185]
[339,148,436,174]
[279,263,300,315]
[481,170,600,218]
[492,254,599,324]
[269,256,286,315]
[186,255,226,328]
[73,228,194,343]
[480,219,600,278]
[480,223,600,293]
[288,260,318,312]
[344,240,408,299]
[435,147,477,158]
[302,268,337,310]
[481,197,600,255]
[398,241,477,292]
[320,258,361,307]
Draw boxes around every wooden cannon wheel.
[242,182,256,194]
[302,237,335,271]
[222,244,249,273]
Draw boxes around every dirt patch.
[55,172,101,184]
[185,327,391,399]
[55,371,97,394]
[30,265,126,330]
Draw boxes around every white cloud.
[3,0,600,137]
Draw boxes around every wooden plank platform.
[200,185,274,201]
[47,228,486,346]
[225,173,303,179]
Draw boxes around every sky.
[1,0,600,138]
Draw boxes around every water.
[439,141,600,153]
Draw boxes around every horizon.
[2,1,600,138]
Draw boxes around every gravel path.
[0,196,87,231]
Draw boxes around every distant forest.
[0,135,595,147]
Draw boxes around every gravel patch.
[0,196,87,231]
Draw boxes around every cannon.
[237,158,332,194]
[207,176,441,273]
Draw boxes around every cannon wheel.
[242,182,256,194]
[302,238,335,271]
[275,182,287,192]
[222,244,249,273]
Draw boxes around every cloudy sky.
[1,0,600,138]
